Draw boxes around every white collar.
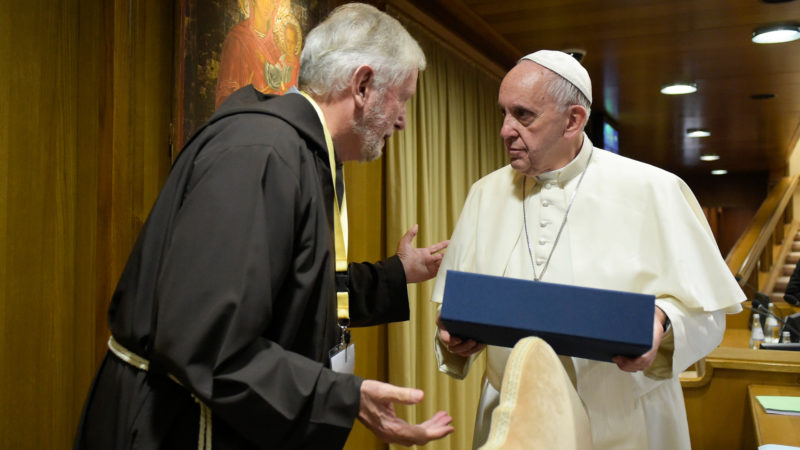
[534,133,593,186]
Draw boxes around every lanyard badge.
[300,91,354,373]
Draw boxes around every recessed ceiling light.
[687,128,711,138]
[752,24,800,44]
[660,83,697,95]
[711,169,728,175]
[700,154,720,161]
[751,93,776,100]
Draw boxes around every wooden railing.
[725,175,799,293]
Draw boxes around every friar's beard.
[352,95,392,162]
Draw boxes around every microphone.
[734,275,800,341]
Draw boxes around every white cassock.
[432,134,745,450]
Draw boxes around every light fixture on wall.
[752,24,800,44]
[687,128,711,138]
[711,169,728,175]
[563,48,586,62]
[660,82,697,95]
[700,154,720,161]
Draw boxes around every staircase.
[770,229,800,304]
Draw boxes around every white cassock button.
[535,257,545,265]
[544,182,553,189]
[538,237,547,245]
[539,220,549,227]
[542,199,551,207]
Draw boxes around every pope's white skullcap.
[520,50,592,104]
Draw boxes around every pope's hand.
[612,307,667,372]
[436,313,486,357]
[396,224,449,283]
[358,380,454,446]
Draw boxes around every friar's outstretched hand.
[397,224,449,283]
[358,380,454,446]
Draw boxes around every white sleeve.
[645,296,726,380]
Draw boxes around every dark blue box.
[440,270,655,362]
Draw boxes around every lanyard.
[299,91,349,321]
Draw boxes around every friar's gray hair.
[298,3,426,100]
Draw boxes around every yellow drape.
[383,19,508,450]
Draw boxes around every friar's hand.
[396,224,449,283]
[612,307,667,372]
[358,380,454,446]
[436,313,486,357]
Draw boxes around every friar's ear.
[351,65,375,110]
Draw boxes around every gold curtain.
[383,18,508,450]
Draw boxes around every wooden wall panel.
[684,172,767,257]
[97,0,174,364]
[718,207,763,259]
[1,1,91,447]
[0,0,173,448]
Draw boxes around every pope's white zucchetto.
[520,50,592,105]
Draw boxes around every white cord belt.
[108,336,212,450]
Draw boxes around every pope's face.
[498,62,573,177]
[353,70,418,162]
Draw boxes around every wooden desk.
[682,328,800,449]
[715,329,800,372]
[748,384,800,447]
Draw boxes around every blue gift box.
[440,270,655,362]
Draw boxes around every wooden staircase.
[769,228,800,304]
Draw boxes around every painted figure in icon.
[216,0,303,108]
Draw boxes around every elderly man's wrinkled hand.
[612,307,667,372]
[436,313,486,357]
[358,380,454,446]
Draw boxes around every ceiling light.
[752,24,800,44]
[700,154,720,161]
[711,169,728,175]
[660,83,697,95]
[687,128,711,138]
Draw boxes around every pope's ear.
[565,105,588,137]
[351,65,374,109]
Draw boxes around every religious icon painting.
[173,0,332,150]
